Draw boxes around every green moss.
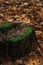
[0,22,14,30]
[9,27,33,43]
[0,22,22,31]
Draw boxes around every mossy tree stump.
[0,22,41,61]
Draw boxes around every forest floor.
[0,0,43,65]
